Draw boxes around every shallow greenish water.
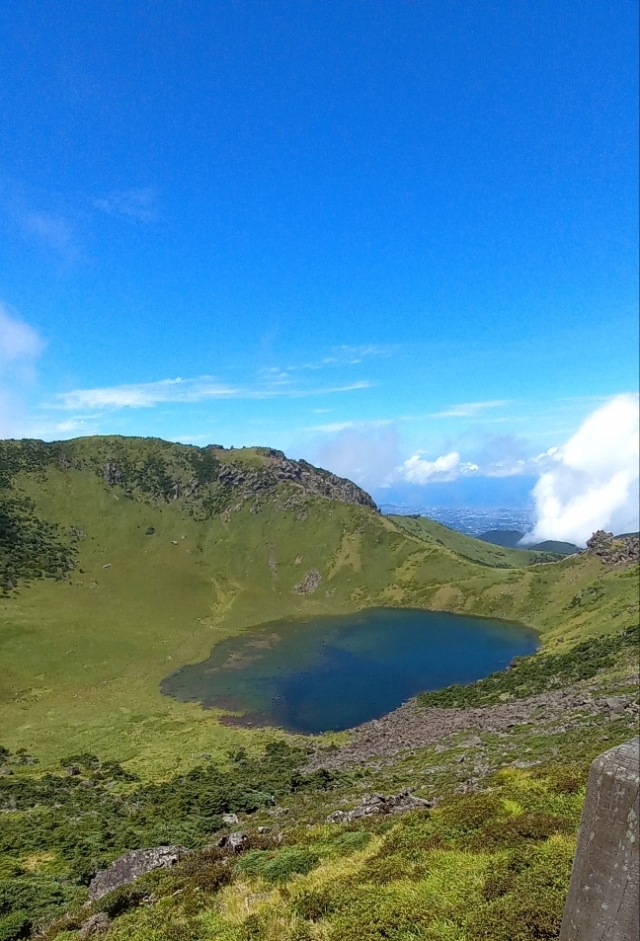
[161,608,539,733]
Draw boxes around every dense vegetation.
[0,495,76,592]
[0,749,602,941]
[0,742,337,937]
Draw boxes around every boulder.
[216,831,248,852]
[88,846,186,902]
[78,912,111,938]
[327,788,433,823]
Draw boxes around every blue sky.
[0,1,638,527]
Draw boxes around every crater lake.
[161,608,539,733]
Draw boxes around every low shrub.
[292,885,339,921]
[0,912,30,941]
[466,812,575,852]
[236,848,320,884]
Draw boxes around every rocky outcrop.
[88,846,186,901]
[294,568,321,594]
[97,444,378,512]
[265,455,378,510]
[102,462,123,486]
[560,737,639,941]
[327,789,433,823]
[587,530,640,565]
[303,690,639,773]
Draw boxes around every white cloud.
[94,188,157,222]
[399,451,463,483]
[312,425,400,488]
[53,377,239,410]
[525,393,639,546]
[428,400,511,419]
[0,304,44,366]
[0,304,46,437]
[50,376,372,411]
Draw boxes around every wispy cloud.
[0,303,45,367]
[94,188,158,222]
[0,303,46,437]
[280,343,396,373]
[427,399,511,419]
[49,376,373,411]
[16,209,80,263]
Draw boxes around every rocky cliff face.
[0,436,378,517]
[260,451,378,510]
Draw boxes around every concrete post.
[560,737,639,941]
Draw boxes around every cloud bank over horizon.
[524,393,639,547]
[311,394,639,545]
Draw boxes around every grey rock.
[327,788,432,823]
[257,826,271,834]
[587,530,640,565]
[560,737,639,941]
[216,831,248,852]
[145,526,155,535]
[222,813,239,825]
[88,846,186,902]
[78,912,111,938]
[0,767,13,776]
[294,568,322,594]
[65,765,81,776]
[604,696,628,713]
[102,462,123,486]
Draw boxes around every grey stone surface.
[78,911,111,937]
[216,831,248,852]
[88,845,185,901]
[327,788,433,823]
[560,737,639,941]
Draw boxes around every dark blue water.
[161,608,538,733]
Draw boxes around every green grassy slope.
[0,437,637,771]
[390,514,562,567]
[0,436,638,941]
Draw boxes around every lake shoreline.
[301,682,640,772]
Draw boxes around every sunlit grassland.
[1,459,637,775]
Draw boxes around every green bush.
[292,886,338,921]
[0,912,30,941]
[437,792,503,834]
[236,848,320,884]
[330,830,372,855]
[467,812,574,852]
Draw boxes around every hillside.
[0,436,638,941]
[0,436,637,767]
[389,515,562,567]
[478,529,580,554]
